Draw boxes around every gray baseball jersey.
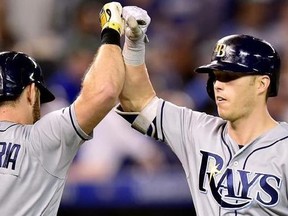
[0,103,91,216]
[116,97,288,216]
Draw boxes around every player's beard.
[32,91,41,123]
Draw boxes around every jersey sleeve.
[28,103,93,178]
[156,100,227,178]
[115,97,223,177]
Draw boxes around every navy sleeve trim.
[159,101,166,141]
[68,106,89,141]
[0,123,18,132]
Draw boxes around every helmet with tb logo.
[195,34,281,100]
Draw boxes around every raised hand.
[99,2,124,36]
[122,6,151,65]
[123,6,151,42]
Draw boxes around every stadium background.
[2,0,288,215]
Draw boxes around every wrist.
[101,28,121,47]
[123,37,145,65]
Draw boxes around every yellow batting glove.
[99,2,124,36]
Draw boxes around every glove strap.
[101,28,121,47]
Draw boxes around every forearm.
[119,7,155,112]
[75,44,125,133]
[74,2,125,134]
[115,6,160,138]
[82,44,125,105]
[119,63,156,112]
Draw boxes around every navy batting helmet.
[0,51,55,103]
[195,34,281,100]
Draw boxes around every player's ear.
[257,75,270,96]
[25,83,37,106]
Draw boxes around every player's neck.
[0,100,33,124]
[227,108,278,146]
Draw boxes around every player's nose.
[214,80,224,92]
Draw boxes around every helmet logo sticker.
[214,44,226,57]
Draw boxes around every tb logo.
[214,43,226,57]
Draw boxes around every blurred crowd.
[2,0,288,183]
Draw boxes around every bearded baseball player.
[0,2,126,215]
[116,4,288,216]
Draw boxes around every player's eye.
[214,71,243,82]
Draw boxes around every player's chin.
[217,108,230,120]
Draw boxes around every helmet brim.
[37,84,55,103]
[194,61,254,74]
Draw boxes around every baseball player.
[0,2,126,215]
[116,4,288,216]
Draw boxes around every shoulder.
[162,99,225,127]
[279,122,288,131]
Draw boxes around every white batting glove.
[122,6,151,65]
[99,2,124,36]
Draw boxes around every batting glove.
[122,6,151,65]
[99,2,124,35]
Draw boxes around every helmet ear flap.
[207,73,215,100]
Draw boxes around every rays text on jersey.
[199,150,281,209]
